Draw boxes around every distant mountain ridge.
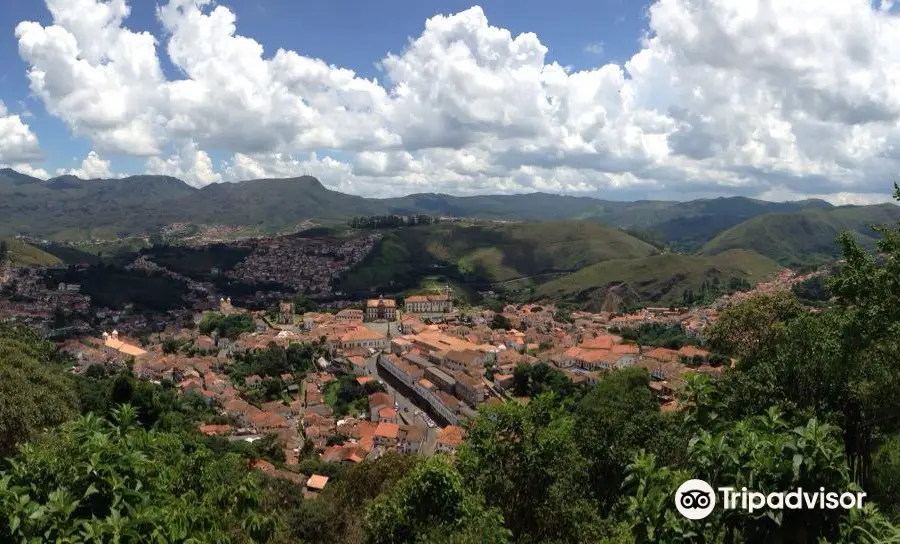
[0,169,890,255]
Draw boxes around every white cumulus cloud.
[0,101,42,164]
[10,0,900,203]
[146,140,221,187]
[57,150,116,178]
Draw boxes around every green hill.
[335,221,657,297]
[0,168,847,247]
[0,172,196,240]
[700,204,900,266]
[1,237,62,267]
[535,249,782,310]
[574,196,834,250]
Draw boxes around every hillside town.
[0,231,832,498]
[228,233,382,294]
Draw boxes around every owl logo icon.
[675,479,716,520]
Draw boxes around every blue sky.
[0,0,647,176]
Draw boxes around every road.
[363,351,439,454]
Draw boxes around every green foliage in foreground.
[0,325,78,456]
[0,407,274,543]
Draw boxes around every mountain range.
[2,168,899,268]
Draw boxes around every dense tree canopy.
[0,325,78,456]
[200,311,256,340]
[0,407,274,543]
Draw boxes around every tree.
[199,312,255,340]
[0,325,78,455]
[162,338,180,354]
[704,291,804,362]
[366,456,508,544]
[575,368,685,511]
[511,362,578,401]
[0,239,8,263]
[0,407,274,542]
[623,407,900,543]
[457,395,601,543]
[871,433,900,520]
[490,313,511,331]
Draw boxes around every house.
[579,334,622,350]
[493,373,514,391]
[404,290,453,314]
[196,335,216,351]
[251,411,289,432]
[339,327,388,350]
[390,337,412,354]
[347,355,368,375]
[378,407,399,424]
[278,301,294,324]
[335,309,364,323]
[436,425,466,454]
[453,371,486,406]
[678,345,711,362]
[400,314,425,334]
[366,296,397,321]
[305,474,330,498]
[645,347,681,363]
[369,392,393,421]
[399,425,424,453]
[374,422,400,447]
[443,349,484,372]
[198,424,232,436]
[378,353,424,387]
[322,444,366,465]
[425,366,456,392]
[245,374,263,388]
[433,391,462,425]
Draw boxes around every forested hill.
[0,168,856,248]
[6,191,900,540]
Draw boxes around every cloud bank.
[7,0,900,202]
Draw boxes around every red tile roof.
[374,422,400,439]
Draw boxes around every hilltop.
[700,204,900,266]
[335,221,657,298]
[535,249,782,310]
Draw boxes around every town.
[0,233,826,496]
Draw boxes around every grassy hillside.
[536,249,782,310]
[575,196,834,250]
[1,238,62,267]
[335,221,656,297]
[700,204,900,266]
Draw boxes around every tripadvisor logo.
[675,479,716,520]
[675,479,867,520]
